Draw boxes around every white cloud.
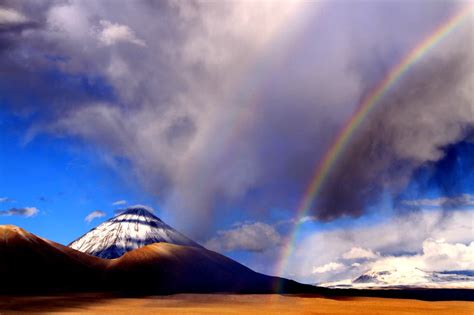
[0,7,27,25]
[0,197,13,203]
[324,239,474,287]
[98,20,146,47]
[285,210,474,283]
[402,194,474,208]
[342,247,378,260]
[112,199,127,206]
[0,207,38,217]
[311,239,474,288]
[366,239,474,275]
[85,210,106,223]
[421,238,474,271]
[206,222,281,253]
[312,262,344,274]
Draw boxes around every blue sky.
[0,109,157,243]
[0,0,473,283]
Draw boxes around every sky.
[0,0,473,284]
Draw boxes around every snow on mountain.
[319,266,474,289]
[69,206,202,259]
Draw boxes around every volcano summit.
[69,206,201,259]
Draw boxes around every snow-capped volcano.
[69,206,201,258]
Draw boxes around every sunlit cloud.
[112,199,127,206]
[98,20,146,47]
[312,262,344,274]
[84,210,106,223]
[0,7,27,25]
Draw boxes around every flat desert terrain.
[0,294,473,314]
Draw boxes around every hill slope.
[0,225,304,294]
[0,225,107,293]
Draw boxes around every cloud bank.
[285,209,474,283]
[0,1,472,237]
[316,239,474,286]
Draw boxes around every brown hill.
[0,225,305,294]
[106,242,301,294]
[0,225,107,293]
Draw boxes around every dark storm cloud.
[315,48,474,219]
[1,1,472,237]
[0,19,38,34]
[0,2,115,121]
[0,5,40,53]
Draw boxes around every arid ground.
[0,294,473,314]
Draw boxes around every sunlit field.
[1,294,473,314]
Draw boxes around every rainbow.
[275,3,473,289]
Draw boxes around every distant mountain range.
[319,266,474,289]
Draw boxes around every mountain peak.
[69,206,201,259]
[0,225,31,242]
[117,205,157,216]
